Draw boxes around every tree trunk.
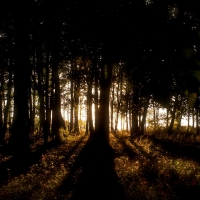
[32,69,36,136]
[28,70,33,138]
[97,60,112,145]
[114,80,120,134]
[168,94,178,134]
[86,114,89,135]
[70,64,74,132]
[196,105,199,134]
[51,21,65,143]
[192,107,195,130]
[141,97,149,134]
[126,83,130,132]
[87,79,94,135]
[110,83,114,131]
[74,74,80,133]
[2,64,12,144]
[11,1,30,155]
[131,85,139,140]
[153,101,156,129]
[44,49,51,145]
[176,111,182,131]
[36,47,45,133]
[94,59,99,133]
[0,67,4,144]
[187,106,190,133]
[51,62,65,142]
[166,107,169,129]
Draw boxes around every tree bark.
[51,18,65,142]
[11,1,31,155]
[110,83,114,131]
[44,48,51,145]
[70,63,74,132]
[36,46,45,133]
[131,84,139,140]
[74,68,80,133]
[141,97,150,134]
[114,81,120,134]
[168,94,178,134]
[87,78,94,135]
[0,67,4,144]
[97,60,112,145]
[2,64,12,144]
[166,107,169,129]
[94,59,99,133]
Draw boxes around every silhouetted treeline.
[0,0,200,154]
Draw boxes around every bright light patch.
[145,0,153,5]
[169,6,179,18]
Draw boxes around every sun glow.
[60,64,196,133]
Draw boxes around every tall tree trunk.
[153,101,156,129]
[11,1,30,155]
[87,78,94,135]
[168,94,178,134]
[141,97,150,134]
[192,107,195,130]
[126,111,129,132]
[44,49,51,145]
[74,78,80,133]
[196,101,199,134]
[126,82,130,132]
[121,114,123,131]
[0,67,4,144]
[166,107,169,129]
[28,70,33,138]
[156,107,159,127]
[2,64,12,144]
[86,111,89,135]
[36,47,45,133]
[70,64,74,132]
[176,111,182,131]
[32,69,36,135]
[114,81,120,134]
[94,59,99,133]
[51,62,65,142]
[97,59,112,145]
[131,84,139,140]
[51,19,65,143]
[110,83,114,131]
[187,106,190,133]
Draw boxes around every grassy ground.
[0,131,200,200]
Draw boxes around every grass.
[0,130,200,199]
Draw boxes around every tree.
[11,1,31,155]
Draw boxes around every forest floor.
[0,131,200,200]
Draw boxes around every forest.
[0,0,200,199]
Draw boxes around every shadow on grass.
[159,168,200,200]
[0,136,85,186]
[148,135,200,163]
[113,133,200,200]
[55,136,128,200]
[113,133,152,159]
[113,133,159,183]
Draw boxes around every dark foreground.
[0,132,200,200]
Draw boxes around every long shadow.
[113,133,153,159]
[113,133,200,199]
[0,136,85,186]
[55,137,128,200]
[159,167,200,200]
[148,135,200,163]
[113,133,160,184]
